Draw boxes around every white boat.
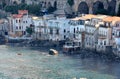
[49,49,58,55]
[63,40,81,54]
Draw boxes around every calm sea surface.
[0,45,120,79]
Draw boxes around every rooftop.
[82,14,97,20]
[12,14,23,18]
[102,16,120,22]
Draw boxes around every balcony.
[98,34,106,38]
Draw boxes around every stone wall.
[7,0,120,15]
[73,0,117,14]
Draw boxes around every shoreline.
[4,41,120,62]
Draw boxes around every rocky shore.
[6,40,65,49]
[5,39,120,62]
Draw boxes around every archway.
[107,0,116,15]
[78,2,89,14]
[92,1,104,14]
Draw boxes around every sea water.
[0,45,119,79]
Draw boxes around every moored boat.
[49,49,58,55]
[63,40,81,54]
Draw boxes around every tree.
[27,4,41,16]
[2,1,6,9]
[4,4,41,15]
[67,0,74,7]
[18,3,28,10]
[47,6,56,13]
[4,5,18,14]
[26,27,34,35]
[96,9,108,15]
[54,1,57,10]
[117,4,120,16]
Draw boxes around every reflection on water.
[0,45,120,79]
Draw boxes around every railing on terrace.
[98,34,107,38]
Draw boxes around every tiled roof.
[103,16,120,22]
[12,14,23,18]
[95,15,108,19]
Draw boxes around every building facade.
[9,10,32,37]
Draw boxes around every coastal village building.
[0,19,9,36]
[82,15,97,50]
[9,10,32,37]
[44,14,119,54]
[109,17,120,56]
[7,9,120,57]
[68,14,116,53]
[47,17,70,41]
[32,15,70,41]
[68,17,85,46]
[32,16,45,40]
[32,14,57,40]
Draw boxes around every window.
[104,41,106,45]
[19,26,21,29]
[16,26,18,30]
[16,20,18,23]
[119,32,120,37]
[19,20,21,23]
[26,21,27,23]
[50,29,53,34]
[64,35,66,39]
[74,28,75,33]
[64,29,66,33]
[56,29,59,35]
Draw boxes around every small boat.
[17,53,22,55]
[63,40,81,54]
[49,49,58,55]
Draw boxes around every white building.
[47,17,70,41]
[0,19,9,36]
[82,14,112,52]
[111,17,120,56]
[68,17,85,46]
[83,14,100,50]
[32,16,46,40]
[9,10,32,37]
